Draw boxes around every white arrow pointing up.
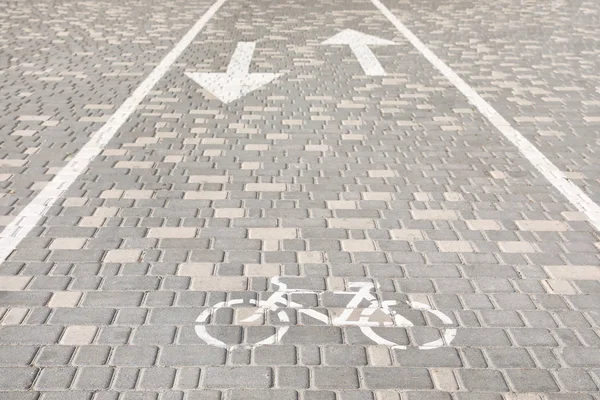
[322,29,396,76]
[186,42,282,104]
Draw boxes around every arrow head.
[321,29,396,46]
[186,72,282,104]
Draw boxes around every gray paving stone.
[33,367,76,390]
[313,367,359,389]
[0,345,38,366]
[504,369,560,392]
[0,367,38,390]
[457,369,509,392]
[203,366,272,388]
[110,346,158,367]
[2,0,600,397]
[361,367,433,389]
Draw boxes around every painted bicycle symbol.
[195,277,456,349]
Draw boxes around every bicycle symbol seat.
[195,277,457,349]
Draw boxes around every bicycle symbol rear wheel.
[195,298,291,349]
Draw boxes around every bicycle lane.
[1,0,600,397]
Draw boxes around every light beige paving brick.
[362,192,392,201]
[178,263,215,276]
[516,220,568,231]
[104,249,142,263]
[297,251,325,264]
[443,192,464,201]
[248,228,297,239]
[542,279,577,295]
[61,326,98,345]
[48,292,82,307]
[114,161,153,169]
[50,238,87,250]
[245,144,269,151]
[341,134,364,140]
[561,211,587,221]
[0,308,28,325]
[184,191,227,200]
[262,240,279,252]
[328,219,376,229]
[102,149,128,156]
[327,277,345,291]
[341,240,376,252]
[191,276,248,291]
[241,162,260,169]
[367,346,392,366]
[466,220,502,230]
[94,207,119,217]
[0,277,31,291]
[244,263,281,276]
[100,190,123,199]
[214,208,245,218]
[411,210,459,220]
[374,391,400,400]
[326,201,356,209]
[390,229,424,241]
[245,183,287,191]
[498,241,536,253]
[148,227,197,238]
[543,265,600,280]
[78,217,106,227]
[368,170,395,178]
[437,241,473,252]
[164,155,183,163]
[431,369,458,391]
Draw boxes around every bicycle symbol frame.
[195,277,457,349]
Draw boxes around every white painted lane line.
[322,29,397,76]
[369,0,600,232]
[0,0,229,264]
[186,41,283,103]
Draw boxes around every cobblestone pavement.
[1,0,599,399]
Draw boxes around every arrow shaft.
[349,44,386,76]
[226,42,255,76]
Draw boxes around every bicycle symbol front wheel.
[357,300,457,349]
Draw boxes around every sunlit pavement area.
[1,0,600,398]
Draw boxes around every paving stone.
[457,369,509,392]
[504,369,560,392]
[203,366,272,388]
[361,367,433,389]
[1,0,600,397]
[313,367,359,389]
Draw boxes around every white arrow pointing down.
[186,42,282,104]
[322,29,397,76]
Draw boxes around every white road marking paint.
[186,41,283,103]
[322,29,396,76]
[0,0,228,264]
[195,278,456,349]
[369,0,600,232]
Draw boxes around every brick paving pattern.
[0,0,599,399]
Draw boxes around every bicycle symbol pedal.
[195,277,457,349]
